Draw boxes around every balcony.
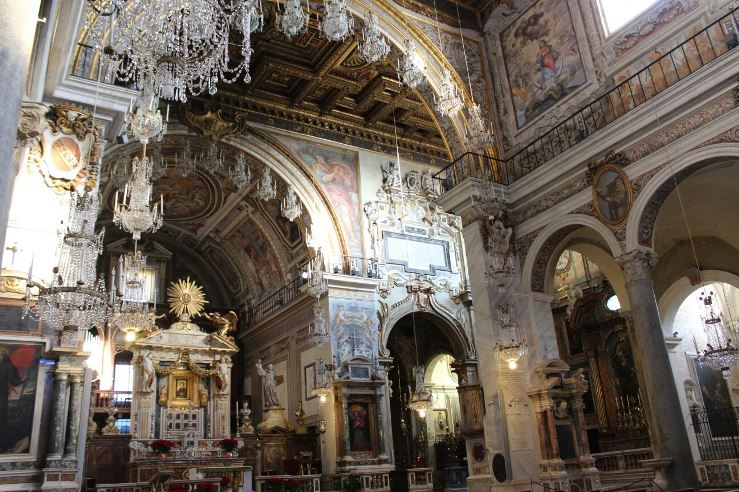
[434,6,739,192]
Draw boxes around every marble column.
[48,372,69,458]
[63,374,82,458]
[0,0,42,267]
[616,250,699,490]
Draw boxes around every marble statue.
[216,356,231,393]
[256,359,281,408]
[141,352,155,392]
[381,160,400,192]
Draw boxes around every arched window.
[597,0,660,35]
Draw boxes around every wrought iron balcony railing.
[692,406,739,461]
[434,6,739,191]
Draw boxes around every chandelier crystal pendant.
[256,166,277,201]
[84,0,256,102]
[310,304,330,345]
[176,140,199,177]
[204,141,224,173]
[312,358,335,403]
[467,103,495,152]
[24,190,108,341]
[110,249,150,343]
[126,87,167,144]
[494,303,528,370]
[281,185,303,222]
[399,40,426,89]
[229,153,251,190]
[435,69,464,117]
[321,0,354,42]
[359,11,390,63]
[277,0,310,38]
[408,365,433,418]
[696,288,739,378]
[149,147,168,182]
[113,154,164,241]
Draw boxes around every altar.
[125,278,250,488]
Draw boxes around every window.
[598,0,660,35]
[605,295,621,311]
[115,418,131,434]
[113,363,133,393]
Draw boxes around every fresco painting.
[282,137,362,256]
[230,218,283,299]
[500,0,587,128]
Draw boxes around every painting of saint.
[175,379,189,399]
[592,166,632,226]
[348,403,372,452]
[500,0,587,127]
[0,345,40,454]
[282,138,362,256]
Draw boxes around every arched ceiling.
[98,133,310,306]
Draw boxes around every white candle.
[166,104,170,122]
[114,190,119,210]
[160,194,164,214]
[27,252,34,281]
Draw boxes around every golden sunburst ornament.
[167,277,208,320]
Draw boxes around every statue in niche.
[141,352,156,392]
[381,160,401,192]
[215,356,231,393]
[420,169,438,199]
[202,311,238,340]
[159,381,168,406]
[256,359,284,408]
[199,383,209,407]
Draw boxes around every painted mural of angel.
[202,311,238,339]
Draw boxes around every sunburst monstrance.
[167,277,208,320]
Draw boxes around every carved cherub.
[202,311,238,339]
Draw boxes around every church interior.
[0,0,737,490]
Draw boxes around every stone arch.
[521,214,622,293]
[625,143,739,252]
[658,270,739,336]
[381,300,474,361]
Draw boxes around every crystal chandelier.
[256,166,277,201]
[321,0,354,42]
[304,249,327,297]
[110,249,150,343]
[467,103,495,152]
[696,288,739,378]
[176,140,199,177]
[399,40,426,89]
[281,185,303,221]
[230,153,251,190]
[310,304,330,345]
[408,365,433,418]
[239,0,265,34]
[312,358,335,403]
[494,303,528,369]
[126,87,168,144]
[113,154,164,241]
[149,145,168,181]
[24,190,108,343]
[204,141,224,173]
[110,158,130,189]
[435,69,463,117]
[359,11,390,63]
[277,0,309,38]
[84,0,257,102]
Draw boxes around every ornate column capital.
[616,250,658,284]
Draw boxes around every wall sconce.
[318,418,327,434]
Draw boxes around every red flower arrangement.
[150,439,175,454]
[196,483,216,492]
[220,438,239,453]
[168,486,188,492]
[265,477,300,491]
[220,476,232,486]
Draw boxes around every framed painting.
[304,363,316,401]
[346,401,377,455]
[499,0,588,128]
[167,370,199,409]
[592,164,633,227]
[0,342,43,458]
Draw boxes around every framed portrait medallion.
[592,164,633,227]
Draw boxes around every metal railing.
[593,447,653,472]
[327,255,380,278]
[434,6,739,190]
[692,406,739,461]
[244,275,307,326]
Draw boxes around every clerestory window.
[597,0,661,36]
